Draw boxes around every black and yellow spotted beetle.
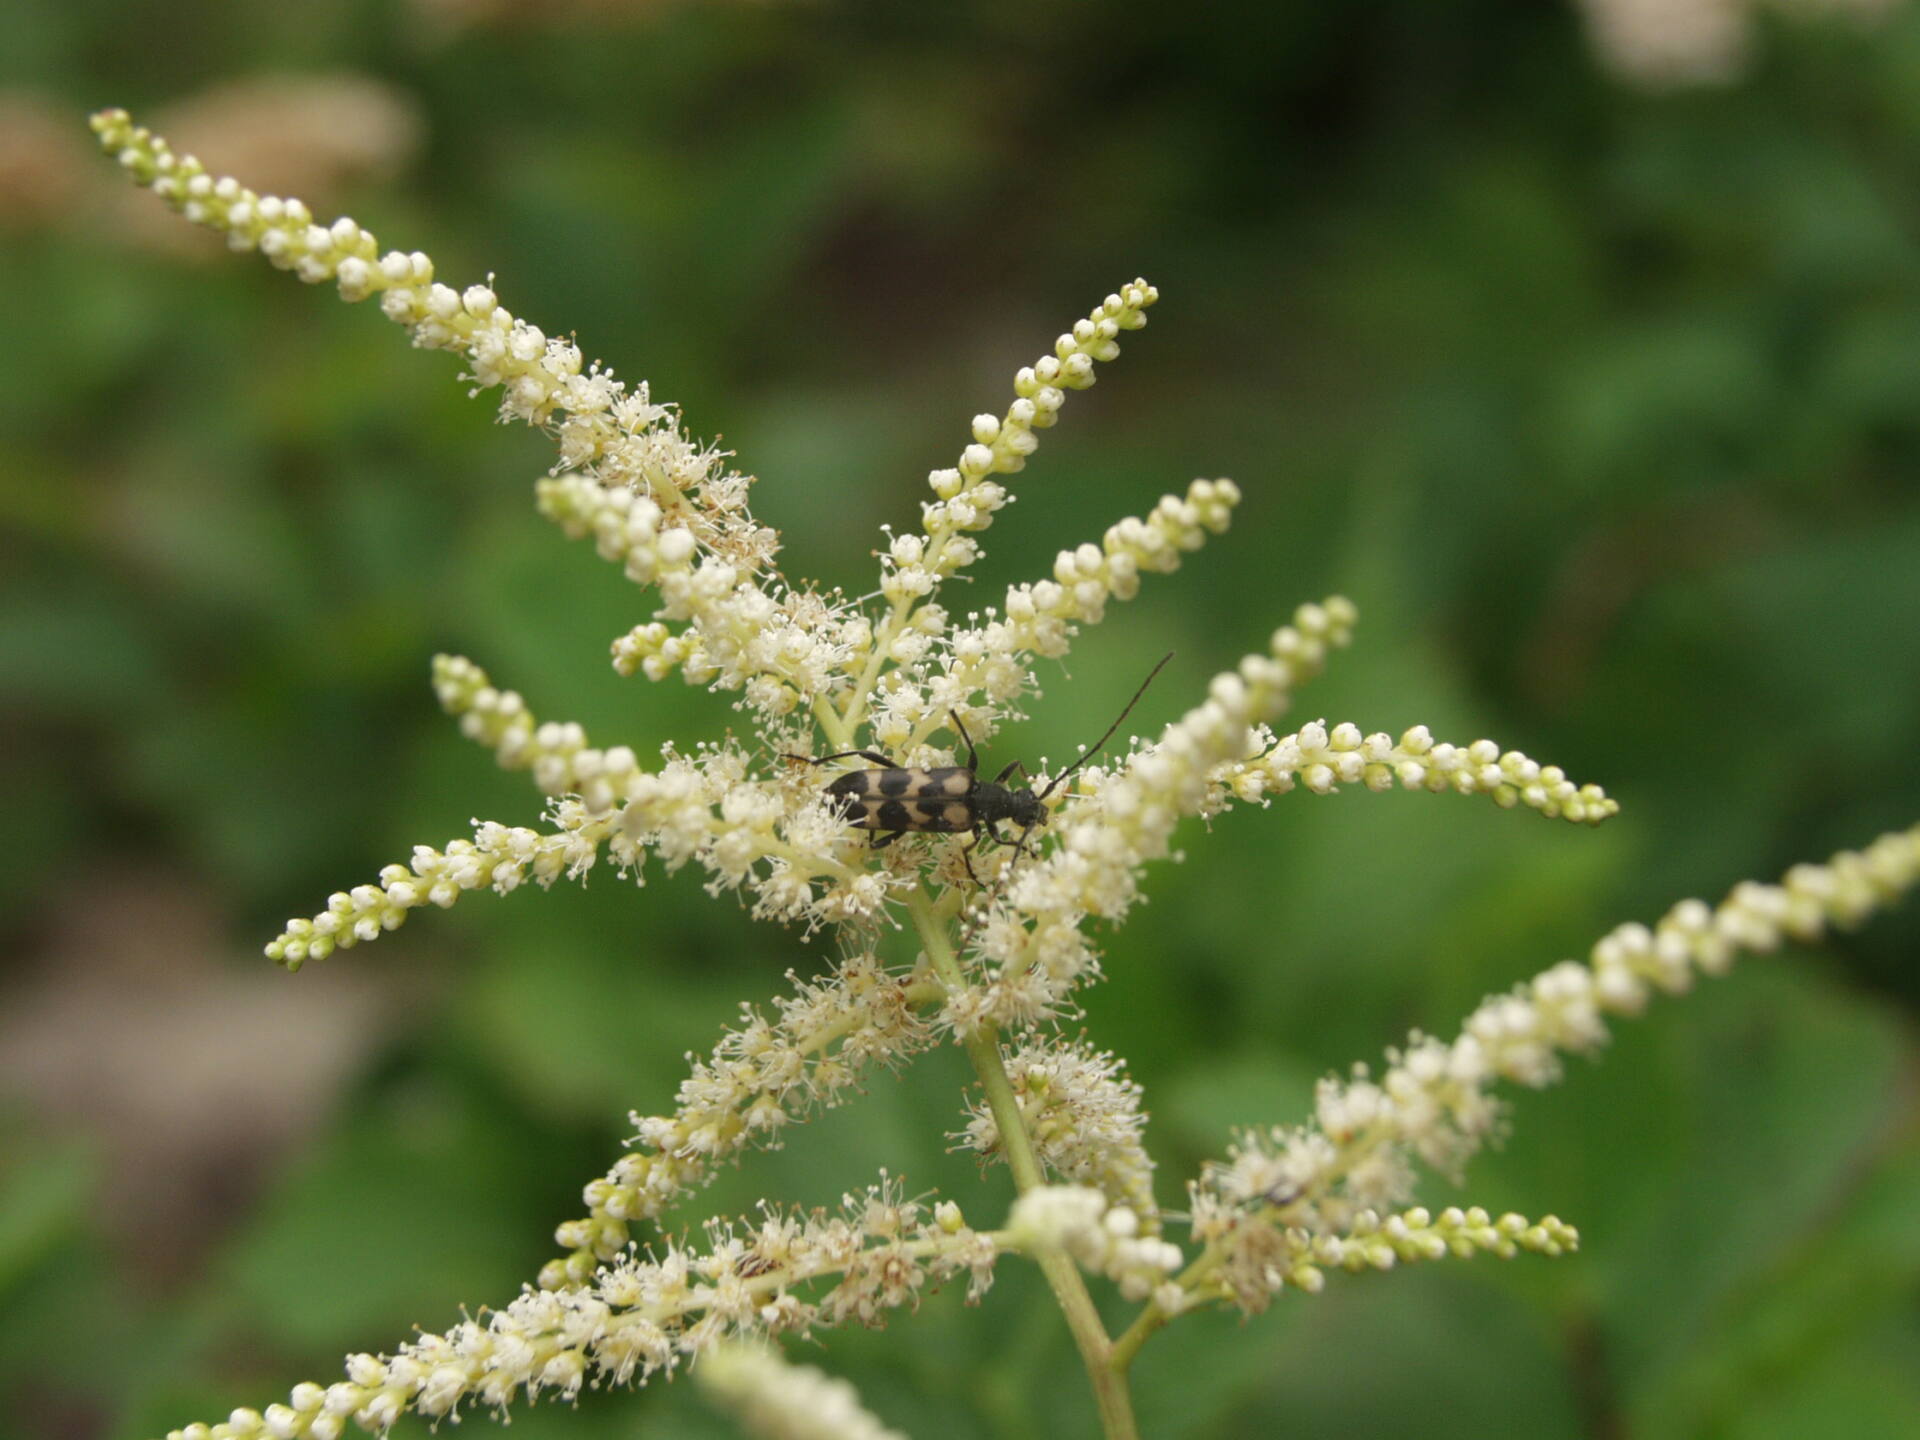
[790,655,1171,877]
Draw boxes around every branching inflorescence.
[90,107,1920,1440]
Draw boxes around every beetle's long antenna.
[954,652,1172,954]
[1038,652,1173,801]
[950,710,980,773]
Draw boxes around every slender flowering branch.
[1209,719,1618,822]
[542,952,944,1287]
[1226,823,1920,1222]
[1108,1203,1578,1370]
[434,654,616,800]
[538,471,863,724]
[87,111,768,567]
[160,1180,1003,1440]
[840,282,1160,736]
[1103,825,1920,1363]
[953,598,1359,1031]
[265,816,615,970]
[887,479,1242,757]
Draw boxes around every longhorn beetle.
[789,654,1171,878]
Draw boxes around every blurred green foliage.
[3,1,1919,1436]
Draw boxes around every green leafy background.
[3,2,1918,1436]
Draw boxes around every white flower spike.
[90,107,1917,1440]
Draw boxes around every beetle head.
[1005,789,1048,830]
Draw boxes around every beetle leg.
[870,830,907,851]
[991,759,1034,786]
[960,833,984,885]
[786,749,897,768]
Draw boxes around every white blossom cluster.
[961,1039,1158,1228]
[158,1180,1000,1440]
[538,471,860,718]
[1005,1186,1185,1304]
[699,1341,908,1440]
[1210,720,1617,823]
[1576,0,1902,89]
[1191,823,1920,1292]
[94,105,1919,1440]
[546,953,939,1287]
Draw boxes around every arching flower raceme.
[90,107,1918,1440]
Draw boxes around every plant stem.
[1109,1242,1225,1372]
[904,887,1140,1440]
[812,693,853,751]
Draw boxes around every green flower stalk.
[89,105,1919,1440]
